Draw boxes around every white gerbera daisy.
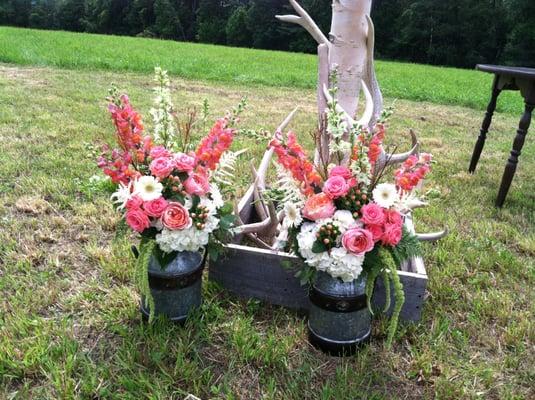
[283,202,303,228]
[372,183,399,208]
[133,176,163,201]
[110,181,133,210]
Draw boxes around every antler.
[374,129,419,174]
[234,108,299,246]
[415,230,448,242]
[364,14,384,124]
[322,79,374,130]
[404,213,447,242]
[276,0,329,46]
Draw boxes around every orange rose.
[162,202,192,230]
[302,193,336,221]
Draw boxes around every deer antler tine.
[384,129,419,166]
[263,195,280,243]
[250,162,268,220]
[364,14,384,123]
[256,107,299,182]
[355,79,374,128]
[322,84,356,129]
[235,107,299,238]
[276,0,329,46]
[415,229,448,242]
[407,200,429,210]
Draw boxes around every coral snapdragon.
[269,131,322,196]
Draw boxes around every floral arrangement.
[97,67,242,320]
[271,96,433,345]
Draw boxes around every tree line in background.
[1,0,534,68]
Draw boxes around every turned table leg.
[495,101,534,207]
[469,76,501,173]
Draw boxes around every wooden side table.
[468,64,535,207]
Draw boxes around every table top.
[477,64,535,79]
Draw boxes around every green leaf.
[191,195,201,209]
[153,246,178,268]
[311,240,327,254]
[220,214,235,230]
[219,201,233,215]
[208,245,219,262]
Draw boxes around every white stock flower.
[372,183,399,208]
[133,176,163,201]
[283,202,303,228]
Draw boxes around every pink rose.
[125,208,150,233]
[342,228,375,256]
[150,146,170,160]
[302,193,336,221]
[150,157,174,178]
[323,175,350,199]
[174,153,196,172]
[126,196,143,210]
[143,197,168,218]
[361,203,386,226]
[382,223,402,246]
[162,202,192,230]
[366,224,384,242]
[385,209,402,226]
[329,165,352,180]
[184,173,210,196]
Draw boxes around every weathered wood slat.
[210,244,309,310]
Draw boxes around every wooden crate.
[209,244,428,322]
[208,188,428,322]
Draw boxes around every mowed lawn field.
[0,30,534,400]
[0,26,526,115]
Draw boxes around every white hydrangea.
[296,218,364,282]
[156,213,219,253]
[333,210,359,232]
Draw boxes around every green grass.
[0,26,525,115]
[0,64,533,399]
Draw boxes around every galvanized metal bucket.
[308,271,371,356]
[140,250,205,323]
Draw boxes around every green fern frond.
[212,149,247,187]
[389,227,421,267]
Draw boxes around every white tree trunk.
[236,0,421,241]
[328,0,372,119]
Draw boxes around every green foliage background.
[1,0,533,68]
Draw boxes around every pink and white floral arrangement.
[270,99,433,344]
[97,68,242,315]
